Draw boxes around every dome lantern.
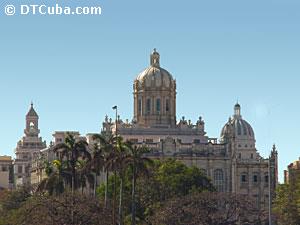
[234,102,241,118]
[150,48,160,67]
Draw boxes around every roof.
[26,103,38,117]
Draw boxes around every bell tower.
[25,103,40,137]
[14,103,46,187]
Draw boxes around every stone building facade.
[30,131,84,186]
[15,49,278,215]
[284,157,300,185]
[0,156,13,190]
[101,49,278,212]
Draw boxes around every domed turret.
[133,49,176,128]
[135,49,175,90]
[221,103,255,149]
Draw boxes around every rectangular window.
[193,139,200,144]
[138,99,142,115]
[146,139,154,143]
[265,175,269,183]
[146,99,151,114]
[156,98,161,113]
[129,139,138,143]
[166,99,170,112]
[241,175,247,182]
[253,175,258,183]
[18,166,22,173]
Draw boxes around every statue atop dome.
[150,48,160,67]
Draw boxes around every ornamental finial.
[150,48,160,67]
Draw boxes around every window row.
[241,173,269,184]
[138,98,170,114]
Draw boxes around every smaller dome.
[135,49,175,89]
[221,118,254,139]
[221,104,255,143]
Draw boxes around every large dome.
[133,49,177,128]
[221,103,255,144]
[135,49,175,89]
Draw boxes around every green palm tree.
[115,137,130,225]
[87,142,105,197]
[36,160,65,195]
[124,142,153,225]
[92,133,116,206]
[52,133,91,225]
[52,133,91,193]
[93,133,130,225]
[104,135,123,225]
[77,159,95,195]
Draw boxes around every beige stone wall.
[235,162,270,210]
[0,156,13,189]
[285,158,300,185]
[0,171,9,189]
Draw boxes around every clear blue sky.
[1,0,300,182]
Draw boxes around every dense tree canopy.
[150,192,264,225]
[0,191,112,225]
[98,158,215,223]
[0,133,270,225]
[273,180,300,225]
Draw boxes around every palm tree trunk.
[94,173,97,197]
[71,166,76,225]
[113,170,117,225]
[119,175,124,225]
[71,174,75,225]
[131,163,136,225]
[105,170,108,207]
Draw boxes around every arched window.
[213,169,224,192]
[29,121,35,132]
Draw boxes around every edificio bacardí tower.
[102,49,278,210]
[15,49,277,213]
[14,103,46,186]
